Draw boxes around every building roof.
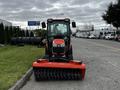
[0,19,12,26]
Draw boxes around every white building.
[0,19,12,26]
[76,24,93,31]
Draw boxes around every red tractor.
[32,18,86,80]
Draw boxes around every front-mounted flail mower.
[32,18,86,81]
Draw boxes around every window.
[48,23,68,36]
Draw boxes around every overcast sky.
[0,0,116,28]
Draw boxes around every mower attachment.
[33,59,86,81]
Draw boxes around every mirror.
[42,22,46,28]
[72,22,76,28]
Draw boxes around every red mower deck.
[33,59,86,80]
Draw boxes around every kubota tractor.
[32,18,86,81]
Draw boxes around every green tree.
[0,23,3,43]
[34,29,47,37]
[9,26,13,38]
[102,0,120,29]
[0,23,4,44]
[30,31,34,37]
[22,30,25,37]
[26,30,29,37]
[13,27,19,37]
[4,26,9,43]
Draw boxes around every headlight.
[53,43,57,47]
[60,43,65,47]
[53,43,65,47]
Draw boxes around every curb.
[9,68,33,90]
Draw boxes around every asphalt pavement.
[21,38,120,90]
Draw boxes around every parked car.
[114,35,120,41]
[105,34,114,40]
[115,30,120,41]
[88,34,96,39]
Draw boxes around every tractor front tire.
[67,46,73,60]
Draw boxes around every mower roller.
[32,18,86,81]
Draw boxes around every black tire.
[17,43,24,46]
[11,37,17,45]
[45,47,48,55]
[69,47,73,60]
